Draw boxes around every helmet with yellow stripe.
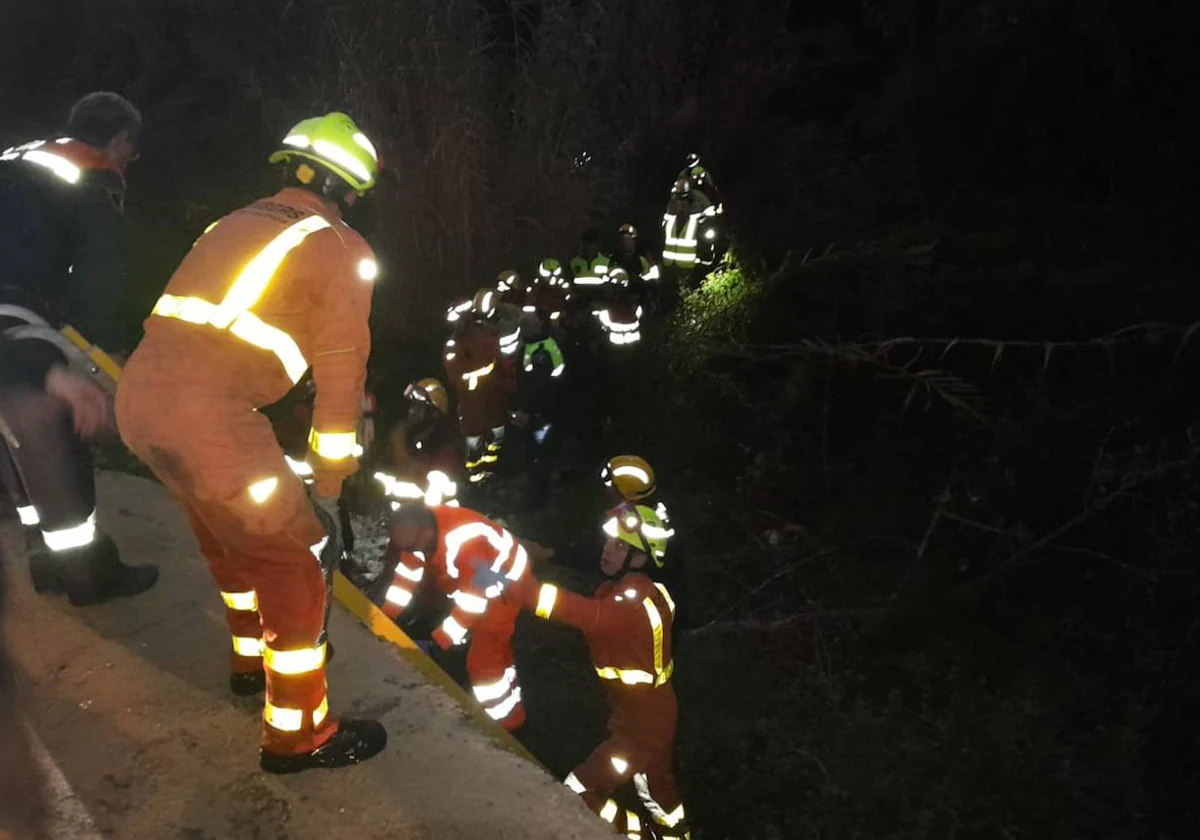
[600,454,656,502]
[602,502,674,567]
[269,112,380,195]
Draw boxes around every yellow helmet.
[601,455,656,501]
[405,378,449,414]
[268,111,380,194]
[496,270,520,292]
[602,502,674,566]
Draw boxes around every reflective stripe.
[626,810,642,838]
[452,590,489,614]
[502,543,528,582]
[600,800,620,823]
[248,476,278,504]
[357,257,378,281]
[484,686,522,721]
[655,582,677,615]
[308,429,357,461]
[314,695,330,728]
[385,585,414,608]
[595,660,674,687]
[309,535,330,562]
[612,465,650,484]
[472,667,516,703]
[534,584,558,619]
[264,701,303,732]
[375,472,424,500]
[150,215,331,383]
[596,310,640,333]
[285,455,314,478]
[16,505,40,526]
[441,616,469,645]
[222,590,258,611]
[425,470,457,506]
[610,755,630,775]
[634,772,686,828]
[443,521,514,580]
[41,511,97,552]
[395,561,424,583]
[263,643,326,676]
[233,635,265,657]
[22,149,81,184]
[564,772,587,794]
[463,362,494,391]
[644,597,665,678]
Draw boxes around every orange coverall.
[529,573,688,838]
[383,505,533,729]
[116,187,375,755]
[442,322,515,483]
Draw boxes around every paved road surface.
[1,472,611,839]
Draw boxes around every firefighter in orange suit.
[115,112,387,774]
[442,288,518,486]
[527,503,690,839]
[384,504,539,730]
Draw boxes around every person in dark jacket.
[0,92,157,605]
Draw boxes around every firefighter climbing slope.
[375,377,463,511]
[384,504,544,730]
[528,503,690,839]
[116,111,387,773]
[0,91,158,606]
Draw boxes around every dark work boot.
[230,672,267,697]
[259,719,387,774]
[27,537,64,594]
[54,533,159,607]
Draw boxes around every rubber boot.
[230,641,335,697]
[259,719,387,774]
[52,533,159,607]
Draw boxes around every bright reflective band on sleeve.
[535,584,558,619]
[385,585,414,608]
[600,800,620,823]
[452,590,489,614]
[472,666,516,703]
[22,149,81,183]
[41,511,97,552]
[16,505,40,526]
[357,258,378,281]
[441,616,469,645]
[626,811,642,838]
[443,521,514,579]
[314,695,330,728]
[564,772,587,794]
[263,643,326,675]
[233,635,265,657]
[485,686,522,721]
[221,590,258,612]
[248,476,278,504]
[610,756,630,775]
[425,470,457,505]
[308,429,357,461]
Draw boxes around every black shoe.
[230,672,266,696]
[259,719,387,775]
[55,534,159,607]
[28,545,63,594]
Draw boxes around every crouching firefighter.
[527,503,690,838]
[115,112,388,773]
[0,92,158,605]
[374,377,463,515]
[384,505,539,730]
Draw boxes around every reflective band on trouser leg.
[625,811,642,839]
[634,772,687,830]
[223,589,265,673]
[17,505,40,526]
[472,665,524,728]
[40,510,98,551]
[381,553,423,619]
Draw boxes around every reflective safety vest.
[523,336,565,377]
[0,137,124,189]
[531,573,677,688]
[596,305,642,346]
[569,254,611,288]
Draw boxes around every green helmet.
[268,112,379,193]
[602,502,674,566]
